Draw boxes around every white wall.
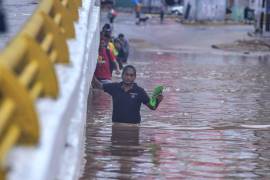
[197,0,226,20]
[184,0,226,21]
[7,0,100,179]
[142,0,163,7]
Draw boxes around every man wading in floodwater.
[92,65,163,124]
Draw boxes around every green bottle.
[149,85,164,107]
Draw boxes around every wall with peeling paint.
[184,0,226,21]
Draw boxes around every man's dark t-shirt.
[103,82,150,124]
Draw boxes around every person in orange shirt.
[94,38,120,84]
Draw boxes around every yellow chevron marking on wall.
[0,0,82,179]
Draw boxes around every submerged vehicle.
[168,4,184,15]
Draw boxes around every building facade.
[253,0,270,34]
[229,0,250,21]
[184,0,226,21]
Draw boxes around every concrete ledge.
[7,0,99,179]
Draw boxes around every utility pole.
[195,0,198,20]
[266,0,270,31]
[254,0,264,34]
[259,0,266,33]
[0,0,6,33]
[148,0,152,13]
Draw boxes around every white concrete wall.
[7,0,100,179]
[249,0,257,9]
[197,0,226,20]
[234,0,249,6]
[184,0,226,21]
[142,0,163,7]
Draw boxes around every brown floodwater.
[80,50,270,179]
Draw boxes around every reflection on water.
[80,52,270,179]
[110,124,143,179]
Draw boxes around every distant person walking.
[107,8,117,24]
[132,0,142,21]
[132,0,150,25]
[160,3,165,24]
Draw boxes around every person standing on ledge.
[92,65,163,124]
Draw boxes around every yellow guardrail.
[61,0,80,21]
[38,0,76,38]
[0,0,82,179]
[20,11,70,64]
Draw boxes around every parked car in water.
[168,4,184,15]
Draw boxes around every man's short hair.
[102,23,112,32]
[122,65,136,76]
[118,33,124,38]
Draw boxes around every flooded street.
[81,50,270,179]
[80,13,270,179]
